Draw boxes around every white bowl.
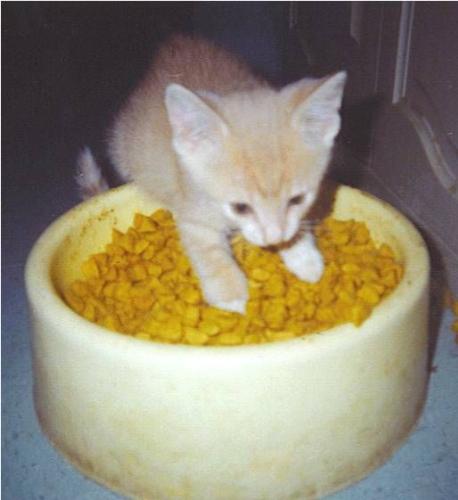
[25,184,430,499]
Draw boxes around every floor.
[3,4,458,499]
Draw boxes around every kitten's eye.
[231,202,252,215]
[288,194,305,206]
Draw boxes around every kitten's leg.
[279,232,324,283]
[178,222,248,313]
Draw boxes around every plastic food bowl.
[25,184,430,499]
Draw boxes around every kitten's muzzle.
[263,226,284,246]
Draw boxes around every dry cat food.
[444,290,458,341]
[64,209,403,346]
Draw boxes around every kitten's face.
[218,175,319,247]
[165,72,346,246]
[213,137,326,246]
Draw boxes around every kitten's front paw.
[280,236,324,283]
[214,299,247,314]
[202,267,248,314]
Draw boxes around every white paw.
[280,235,324,283]
[214,299,247,314]
[202,267,248,314]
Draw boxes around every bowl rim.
[25,183,430,363]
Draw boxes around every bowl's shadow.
[418,230,447,374]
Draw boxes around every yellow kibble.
[360,269,379,282]
[243,333,263,344]
[159,256,175,272]
[319,288,336,305]
[105,243,124,256]
[159,320,183,342]
[135,332,151,341]
[381,271,397,288]
[246,300,261,316]
[357,284,381,305]
[303,303,316,319]
[266,330,296,342]
[371,283,386,295]
[81,258,100,279]
[156,294,175,310]
[65,209,403,346]
[88,278,104,297]
[70,280,89,298]
[218,333,243,345]
[104,266,117,281]
[100,314,121,331]
[264,276,286,297]
[341,263,361,274]
[128,263,147,281]
[88,297,108,316]
[151,208,172,223]
[141,246,156,260]
[215,314,241,331]
[145,263,162,277]
[183,305,200,326]
[452,300,458,316]
[333,232,350,246]
[110,254,129,268]
[337,289,354,305]
[180,287,201,305]
[251,268,271,282]
[133,295,155,311]
[176,255,191,274]
[284,321,306,336]
[285,287,301,307]
[147,303,168,321]
[114,282,132,301]
[379,243,395,259]
[102,282,117,298]
[141,318,162,335]
[199,321,220,336]
[392,263,403,281]
[184,327,209,346]
[82,301,96,322]
[353,225,370,244]
[134,213,157,232]
[315,307,335,323]
[134,239,150,255]
[93,253,108,267]
[64,290,84,314]
[115,231,135,253]
[349,303,371,326]
[263,301,287,329]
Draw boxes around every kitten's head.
[165,72,346,246]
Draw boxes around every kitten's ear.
[286,72,347,148]
[165,84,228,158]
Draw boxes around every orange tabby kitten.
[78,34,346,313]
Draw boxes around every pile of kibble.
[64,209,403,346]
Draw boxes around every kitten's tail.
[75,147,109,200]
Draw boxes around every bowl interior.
[51,186,161,293]
[35,183,427,347]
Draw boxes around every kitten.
[78,34,346,314]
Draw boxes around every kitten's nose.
[265,226,283,245]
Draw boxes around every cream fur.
[107,34,346,312]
